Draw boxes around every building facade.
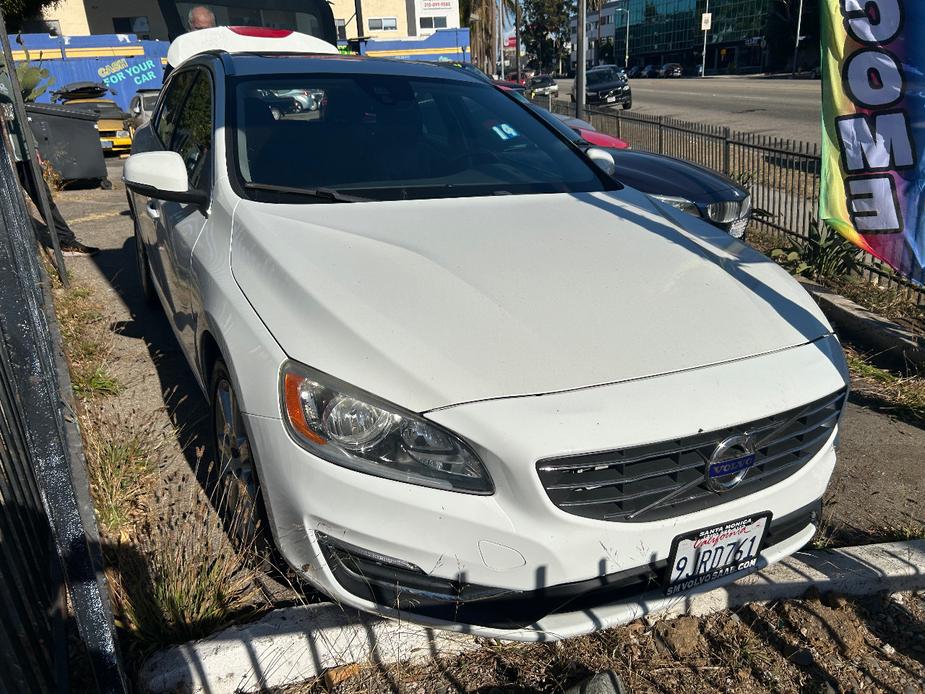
[570,0,813,75]
[34,0,459,43]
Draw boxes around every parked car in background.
[425,60,525,93]
[640,64,660,78]
[129,89,160,132]
[611,150,751,237]
[661,63,683,78]
[503,89,749,236]
[54,82,131,154]
[526,75,558,98]
[551,113,630,149]
[570,65,632,108]
[626,66,641,78]
[500,86,630,150]
[126,28,848,641]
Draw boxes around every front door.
[158,68,214,362]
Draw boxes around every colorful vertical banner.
[820,0,925,285]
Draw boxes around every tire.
[211,359,272,554]
[100,178,113,190]
[622,101,632,110]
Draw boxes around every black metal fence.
[0,127,124,690]
[544,98,925,308]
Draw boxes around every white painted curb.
[139,540,925,693]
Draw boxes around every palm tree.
[468,0,517,76]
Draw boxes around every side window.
[154,71,195,147]
[169,71,213,191]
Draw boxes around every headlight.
[708,195,751,224]
[650,194,702,217]
[280,361,492,494]
[116,130,130,138]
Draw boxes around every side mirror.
[586,147,616,177]
[132,105,142,115]
[123,151,207,207]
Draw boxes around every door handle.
[145,201,160,219]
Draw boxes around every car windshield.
[587,69,617,85]
[528,76,552,86]
[233,74,611,202]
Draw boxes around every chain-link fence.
[543,98,925,308]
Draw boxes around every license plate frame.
[663,511,771,596]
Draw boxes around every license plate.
[664,512,771,596]
[606,95,616,103]
[101,141,113,149]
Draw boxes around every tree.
[522,0,573,74]
[2,0,60,32]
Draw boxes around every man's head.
[188,6,216,30]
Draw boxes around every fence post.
[722,127,731,174]
[616,111,621,140]
[657,116,664,154]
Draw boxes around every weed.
[844,346,925,424]
[82,407,164,536]
[770,222,861,280]
[106,457,265,658]
[52,278,121,400]
[74,365,122,398]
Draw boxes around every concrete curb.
[139,540,925,694]
[797,277,925,371]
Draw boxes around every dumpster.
[25,102,109,188]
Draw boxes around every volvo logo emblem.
[705,434,756,492]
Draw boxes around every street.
[557,76,822,146]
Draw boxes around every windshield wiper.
[244,182,372,203]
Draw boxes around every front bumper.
[246,336,847,638]
[587,89,631,105]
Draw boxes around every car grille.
[536,389,846,522]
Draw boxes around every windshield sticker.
[492,123,520,141]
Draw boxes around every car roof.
[220,53,487,83]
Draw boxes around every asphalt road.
[557,76,822,147]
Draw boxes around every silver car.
[128,89,161,131]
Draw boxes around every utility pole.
[515,0,522,83]
[700,0,710,78]
[354,0,364,40]
[577,0,587,117]
[791,0,804,78]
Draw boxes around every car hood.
[231,189,831,413]
[609,150,744,200]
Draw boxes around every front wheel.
[211,359,271,553]
[622,101,633,110]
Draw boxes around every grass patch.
[106,458,265,659]
[82,407,164,536]
[844,345,925,424]
[52,278,122,400]
[747,226,925,336]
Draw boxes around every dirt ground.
[48,159,925,684]
[279,591,925,693]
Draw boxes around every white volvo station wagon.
[126,28,849,640]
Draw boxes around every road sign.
[701,12,712,30]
